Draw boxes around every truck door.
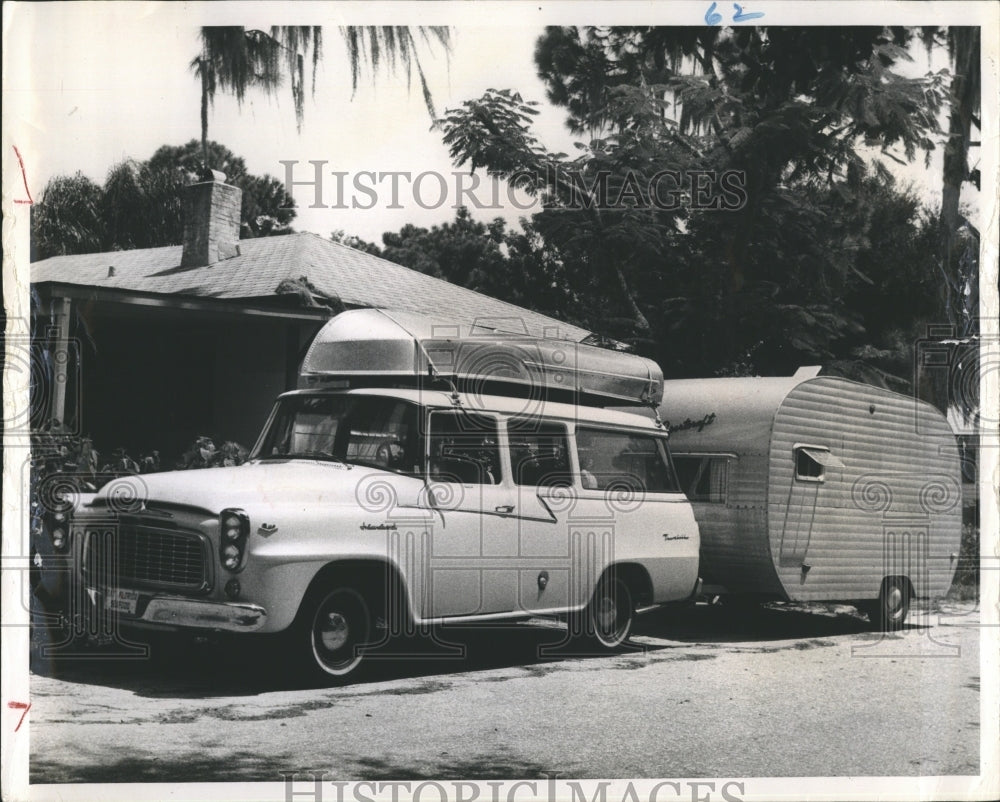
[422,409,519,618]
[507,417,577,613]
[512,422,699,613]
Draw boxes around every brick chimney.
[181,170,242,267]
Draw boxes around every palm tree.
[191,26,451,172]
[913,27,981,428]
[920,27,981,327]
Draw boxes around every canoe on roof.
[299,309,663,407]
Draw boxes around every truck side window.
[282,396,347,455]
[255,395,422,474]
[428,412,502,485]
[673,456,728,502]
[339,398,420,474]
[576,428,679,494]
[508,418,572,487]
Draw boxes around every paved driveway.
[27,602,982,783]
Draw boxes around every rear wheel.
[573,576,634,650]
[300,586,373,683]
[870,578,910,632]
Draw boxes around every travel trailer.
[655,369,963,630]
[64,310,700,683]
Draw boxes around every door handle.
[494,504,515,514]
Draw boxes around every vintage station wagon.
[68,311,700,682]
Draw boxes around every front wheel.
[572,576,634,650]
[869,578,910,632]
[300,586,373,683]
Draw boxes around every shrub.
[948,523,979,600]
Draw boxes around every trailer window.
[576,428,679,494]
[508,418,572,487]
[673,456,729,502]
[794,446,844,483]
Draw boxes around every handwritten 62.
[705,2,765,25]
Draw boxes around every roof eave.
[32,281,334,323]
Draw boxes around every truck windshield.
[253,395,421,474]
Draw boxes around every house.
[30,173,590,458]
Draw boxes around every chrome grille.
[84,525,209,591]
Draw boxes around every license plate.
[105,588,140,615]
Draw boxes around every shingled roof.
[31,231,590,341]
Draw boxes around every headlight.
[36,484,74,553]
[47,513,71,553]
[218,508,250,573]
[222,545,241,570]
[51,528,66,550]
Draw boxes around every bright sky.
[5,4,576,242]
[1,1,989,243]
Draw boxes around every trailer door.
[779,445,844,568]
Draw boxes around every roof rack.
[299,309,663,407]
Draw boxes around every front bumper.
[87,589,267,632]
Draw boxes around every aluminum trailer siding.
[657,375,962,608]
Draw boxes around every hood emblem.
[138,503,173,518]
[258,523,278,536]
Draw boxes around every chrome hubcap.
[596,598,617,633]
[886,587,904,619]
[319,611,349,651]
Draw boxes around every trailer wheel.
[871,578,910,632]
[573,575,634,650]
[296,585,373,684]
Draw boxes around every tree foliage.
[192,26,451,166]
[30,174,105,258]
[31,141,295,260]
[146,140,296,239]
[434,26,964,387]
[334,208,580,325]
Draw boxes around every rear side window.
[674,455,729,502]
[428,411,502,484]
[508,418,572,487]
[576,428,679,494]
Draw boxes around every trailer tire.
[871,577,910,632]
[572,575,634,650]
